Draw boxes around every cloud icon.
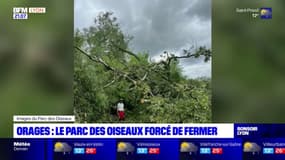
[180,142,198,154]
[243,142,261,154]
[54,142,72,154]
[117,142,135,155]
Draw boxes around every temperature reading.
[252,13,259,18]
[275,148,285,154]
[85,148,96,154]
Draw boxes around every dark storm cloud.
[75,0,211,78]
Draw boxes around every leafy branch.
[74,45,138,85]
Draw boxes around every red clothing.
[118,111,125,120]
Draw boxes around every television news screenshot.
[0,0,284,159]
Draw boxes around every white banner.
[13,123,234,139]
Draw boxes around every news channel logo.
[260,8,272,19]
[13,7,28,20]
[13,7,46,20]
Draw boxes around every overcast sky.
[75,0,211,78]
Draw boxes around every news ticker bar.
[13,123,234,138]
[9,138,285,160]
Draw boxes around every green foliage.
[74,12,211,123]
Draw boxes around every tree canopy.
[74,12,211,123]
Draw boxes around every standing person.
[117,99,125,121]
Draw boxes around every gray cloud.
[186,0,211,21]
[75,0,211,78]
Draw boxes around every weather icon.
[243,142,261,155]
[260,8,272,19]
[117,142,135,155]
[54,142,72,154]
[180,142,198,155]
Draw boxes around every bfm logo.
[13,7,28,19]
[13,7,46,20]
